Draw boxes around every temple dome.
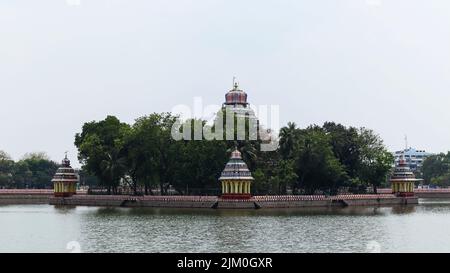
[52,154,79,197]
[221,81,257,121]
[219,148,254,181]
[390,157,418,182]
[390,155,421,197]
[230,149,242,159]
[224,82,248,106]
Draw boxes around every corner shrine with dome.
[52,153,79,197]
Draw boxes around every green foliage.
[278,123,394,195]
[75,114,229,195]
[0,151,14,188]
[72,111,396,196]
[75,115,131,194]
[422,152,450,186]
[163,118,228,195]
[0,151,58,189]
[252,169,270,194]
[292,127,348,195]
[356,128,394,193]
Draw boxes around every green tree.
[422,152,450,186]
[171,119,228,195]
[75,115,131,194]
[323,122,361,178]
[253,168,271,195]
[357,128,394,193]
[422,153,450,184]
[12,152,58,189]
[273,159,298,194]
[125,114,164,194]
[293,127,348,195]
[0,151,15,188]
[279,122,299,160]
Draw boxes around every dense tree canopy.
[75,115,131,194]
[0,151,58,189]
[277,122,394,194]
[422,152,450,186]
[0,113,403,194]
[72,113,397,195]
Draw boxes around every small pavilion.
[52,153,78,197]
[219,148,254,199]
[390,156,421,197]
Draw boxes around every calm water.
[1,199,450,253]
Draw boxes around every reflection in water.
[1,202,450,253]
[53,205,77,214]
[390,205,416,215]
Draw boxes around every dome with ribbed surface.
[390,158,418,182]
[52,154,78,197]
[219,148,254,181]
[225,82,248,106]
[390,156,420,197]
[222,82,257,121]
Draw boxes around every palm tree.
[279,122,298,160]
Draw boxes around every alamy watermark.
[66,240,82,253]
[170,97,279,152]
[366,240,381,253]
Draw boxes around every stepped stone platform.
[47,194,418,209]
[0,189,428,208]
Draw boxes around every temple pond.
[1,199,450,253]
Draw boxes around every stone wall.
[217,200,256,209]
[415,192,450,198]
[256,200,330,208]
[48,195,417,209]
[0,195,50,205]
[0,192,421,208]
[342,197,418,206]
[49,196,217,208]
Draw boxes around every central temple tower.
[222,82,257,120]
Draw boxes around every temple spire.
[232,76,239,90]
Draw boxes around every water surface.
[1,199,449,253]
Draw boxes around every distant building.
[394,148,433,172]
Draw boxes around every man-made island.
[1,84,448,209]
[4,150,450,209]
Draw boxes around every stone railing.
[0,189,54,195]
[253,195,327,201]
[330,194,396,200]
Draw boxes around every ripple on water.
[1,204,450,252]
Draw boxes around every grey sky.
[1,0,449,167]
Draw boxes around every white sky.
[1,0,449,167]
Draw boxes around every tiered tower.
[390,156,420,197]
[219,148,254,199]
[52,154,78,197]
[222,81,257,120]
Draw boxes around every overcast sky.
[1,0,449,167]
